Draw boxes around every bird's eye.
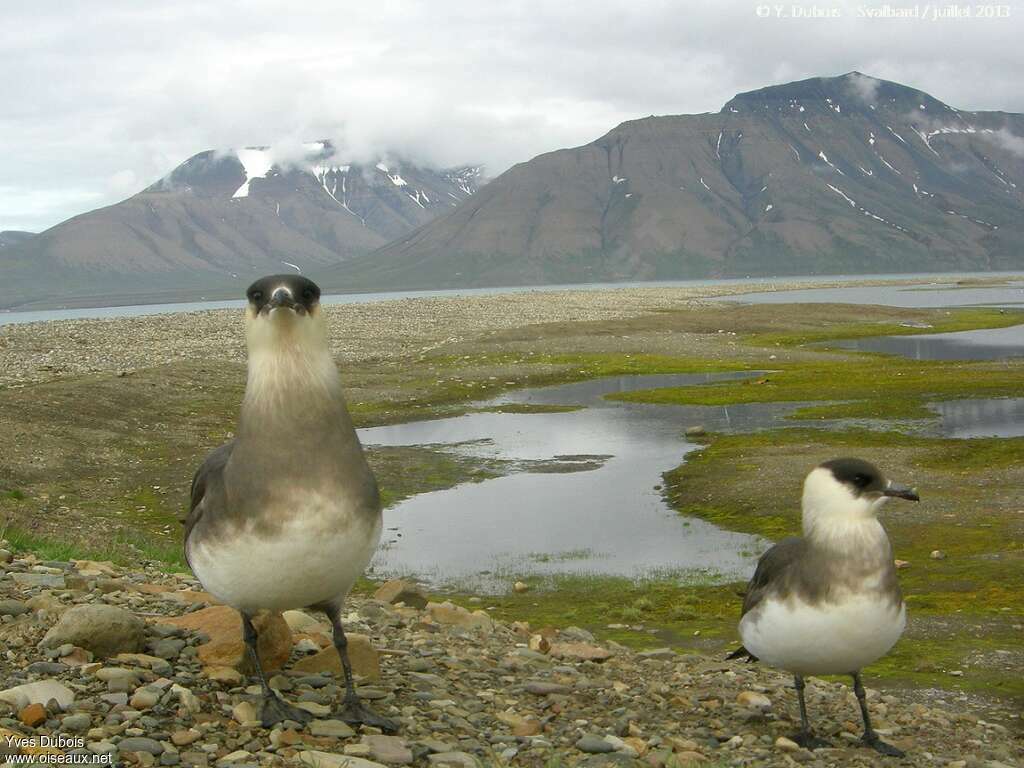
[250,290,263,302]
[854,474,871,487]
[302,287,314,300]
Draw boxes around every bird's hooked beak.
[269,286,296,310]
[882,480,920,502]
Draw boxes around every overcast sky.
[2,0,1022,232]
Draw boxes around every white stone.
[0,680,75,710]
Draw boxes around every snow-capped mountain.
[0,141,482,308]
[147,141,482,246]
[325,73,1024,291]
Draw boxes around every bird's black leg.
[242,614,311,728]
[790,675,830,750]
[326,608,399,733]
[853,672,904,757]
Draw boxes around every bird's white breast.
[190,498,381,614]
[740,593,906,676]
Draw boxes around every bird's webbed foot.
[861,733,905,758]
[338,694,399,733]
[260,694,313,728]
[791,731,831,750]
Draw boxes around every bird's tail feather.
[726,645,758,663]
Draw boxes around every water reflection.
[357,369,1024,591]
[929,398,1024,438]
[723,282,1024,308]
[359,372,778,591]
[831,324,1024,361]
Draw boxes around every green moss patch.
[747,307,1022,347]
[609,358,1024,423]
[787,399,937,421]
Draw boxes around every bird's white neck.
[802,467,890,556]
[240,311,347,430]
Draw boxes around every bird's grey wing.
[183,440,235,554]
[740,536,806,617]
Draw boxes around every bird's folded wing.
[183,440,235,539]
[740,536,805,617]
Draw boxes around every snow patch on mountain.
[232,148,274,198]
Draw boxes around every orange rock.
[277,729,302,746]
[373,579,428,609]
[60,648,94,667]
[19,703,47,728]
[291,634,379,681]
[623,737,648,756]
[548,642,613,663]
[495,712,541,736]
[512,718,542,737]
[162,606,291,673]
[425,601,493,632]
[176,590,220,605]
[72,560,119,576]
[203,666,243,685]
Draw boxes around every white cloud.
[107,169,138,194]
[1,0,1023,231]
[988,127,1024,157]
[844,72,882,104]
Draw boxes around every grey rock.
[295,675,331,689]
[524,680,572,695]
[427,752,479,768]
[150,637,186,660]
[61,713,92,732]
[117,737,164,755]
[40,604,145,657]
[560,626,596,642]
[576,735,616,754]
[362,735,414,764]
[309,719,356,738]
[150,624,185,638]
[0,600,29,617]
[12,573,65,588]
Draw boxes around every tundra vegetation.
[1,286,1021,711]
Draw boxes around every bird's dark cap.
[819,457,919,501]
[246,274,321,314]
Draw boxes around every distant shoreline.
[2,270,1023,323]
[2,273,1023,390]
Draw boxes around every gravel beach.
[1,551,1020,767]
[0,278,945,389]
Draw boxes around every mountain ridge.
[320,72,1024,292]
[5,73,1024,308]
[0,142,482,308]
